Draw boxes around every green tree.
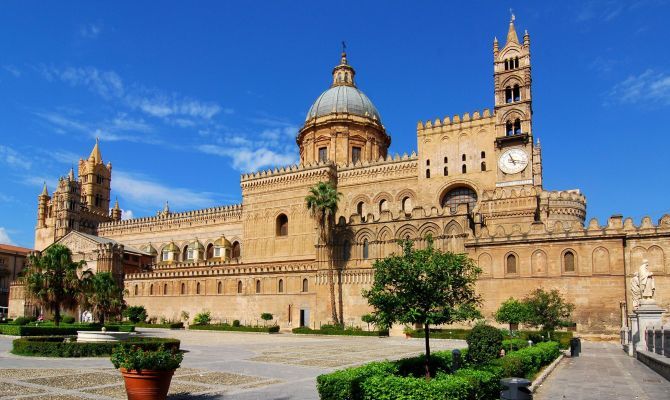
[523,288,575,333]
[123,305,148,324]
[260,313,273,326]
[305,181,342,325]
[363,239,481,379]
[193,310,211,325]
[361,314,375,331]
[25,244,85,326]
[80,272,126,324]
[494,297,529,331]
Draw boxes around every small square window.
[318,147,328,162]
[352,147,362,164]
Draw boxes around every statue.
[631,259,655,309]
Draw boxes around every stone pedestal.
[632,301,666,354]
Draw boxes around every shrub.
[190,324,279,333]
[232,319,240,327]
[317,361,398,400]
[12,336,180,357]
[193,311,211,325]
[495,341,559,379]
[408,328,471,340]
[260,313,273,323]
[502,338,529,352]
[180,311,190,322]
[291,326,388,337]
[111,344,183,372]
[123,306,147,324]
[12,317,30,326]
[135,321,184,329]
[466,324,503,366]
[61,315,76,324]
[0,325,20,335]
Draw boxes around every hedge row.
[292,327,389,337]
[408,328,573,349]
[189,324,280,333]
[316,342,560,400]
[0,323,135,336]
[135,322,184,329]
[12,336,180,357]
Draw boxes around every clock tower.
[493,15,541,188]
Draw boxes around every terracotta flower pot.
[120,368,175,400]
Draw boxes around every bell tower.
[78,138,112,215]
[493,15,540,187]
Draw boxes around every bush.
[232,319,240,327]
[12,317,30,326]
[12,336,180,357]
[408,328,471,340]
[466,324,503,366]
[193,311,211,325]
[317,361,398,400]
[61,315,76,324]
[123,306,147,324]
[495,341,560,379]
[260,313,273,322]
[111,344,183,372]
[502,338,529,352]
[292,326,388,337]
[135,322,184,329]
[190,324,279,333]
[0,323,135,336]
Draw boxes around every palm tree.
[305,181,342,325]
[80,272,126,324]
[25,244,85,326]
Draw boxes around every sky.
[0,1,669,248]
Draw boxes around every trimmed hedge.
[409,328,471,340]
[190,324,280,333]
[292,327,389,337]
[0,323,135,336]
[135,322,184,329]
[316,342,561,400]
[408,328,573,349]
[12,336,180,357]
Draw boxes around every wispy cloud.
[0,145,32,170]
[608,69,670,106]
[197,144,298,172]
[575,1,624,22]
[34,111,158,144]
[114,171,220,210]
[0,227,14,245]
[3,65,21,77]
[79,23,102,39]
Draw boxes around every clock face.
[498,148,529,174]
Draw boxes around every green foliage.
[135,321,184,329]
[190,323,279,333]
[123,306,148,324]
[466,324,504,366]
[80,272,126,324]
[523,288,575,331]
[180,311,190,322]
[232,319,240,327]
[61,315,76,324]
[12,317,30,326]
[260,313,273,325]
[25,244,86,326]
[193,311,211,325]
[12,336,179,357]
[0,323,134,336]
[316,362,398,400]
[502,338,530,352]
[292,326,387,337]
[493,342,560,379]
[0,325,20,335]
[494,298,529,327]
[110,345,183,372]
[407,328,471,340]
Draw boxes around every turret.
[111,198,122,221]
[36,182,50,228]
[78,138,112,215]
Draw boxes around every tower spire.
[506,13,519,45]
[88,137,103,164]
[332,44,356,87]
[40,181,49,196]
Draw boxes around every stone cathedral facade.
[12,18,670,333]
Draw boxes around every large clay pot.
[120,368,175,400]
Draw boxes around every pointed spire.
[68,167,75,181]
[163,200,170,214]
[506,13,519,45]
[88,137,103,164]
[331,43,356,87]
[113,197,120,210]
[40,181,49,197]
[493,36,499,55]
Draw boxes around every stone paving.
[535,341,670,400]
[0,328,463,399]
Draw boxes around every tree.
[261,313,273,326]
[123,306,147,324]
[363,239,481,379]
[193,310,211,325]
[361,314,375,331]
[494,297,529,331]
[305,181,342,325]
[523,288,575,333]
[25,244,85,326]
[80,272,126,324]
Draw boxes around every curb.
[530,350,567,392]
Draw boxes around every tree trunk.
[54,305,61,327]
[424,323,431,380]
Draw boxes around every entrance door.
[300,308,310,328]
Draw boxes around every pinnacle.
[88,137,103,164]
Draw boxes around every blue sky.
[0,1,669,248]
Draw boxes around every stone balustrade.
[644,325,670,358]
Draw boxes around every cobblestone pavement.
[535,341,670,400]
[0,329,463,399]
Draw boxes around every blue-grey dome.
[306,85,381,123]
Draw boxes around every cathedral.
[11,18,670,334]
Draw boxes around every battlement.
[240,161,335,193]
[124,260,316,281]
[480,187,586,204]
[417,109,494,133]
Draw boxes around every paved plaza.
[0,329,462,399]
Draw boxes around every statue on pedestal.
[631,259,655,309]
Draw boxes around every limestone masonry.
[11,17,670,333]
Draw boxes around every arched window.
[442,187,478,212]
[505,86,513,103]
[514,119,522,135]
[402,197,412,214]
[515,57,519,68]
[237,280,242,294]
[232,241,241,259]
[506,121,514,136]
[425,169,431,178]
[481,161,486,171]
[278,279,284,293]
[206,243,214,259]
[481,151,486,159]
[426,159,430,166]
[196,282,201,295]
[462,154,466,161]
[379,199,388,213]
[443,166,448,176]
[462,164,467,173]
[363,239,369,259]
[513,84,520,101]
[217,281,222,294]
[162,250,169,262]
[182,245,189,262]
[357,201,365,221]
[134,285,138,296]
[302,278,309,292]
[150,284,153,295]
[256,279,261,293]
[504,59,509,70]
[506,254,517,274]
[564,251,576,273]
[181,283,186,295]
[443,156,448,163]
[276,214,288,236]
[342,240,351,261]
[164,284,168,295]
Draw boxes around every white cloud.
[121,209,134,220]
[608,69,670,106]
[0,227,15,245]
[57,66,124,99]
[80,23,102,39]
[126,93,221,120]
[3,65,21,77]
[0,145,32,170]
[197,144,298,172]
[34,112,158,144]
[114,171,219,210]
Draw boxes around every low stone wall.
[638,325,670,381]
[636,350,670,381]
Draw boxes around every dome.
[306,85,381,123]
[214,235,232,248]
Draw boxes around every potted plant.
[111,345,183,400]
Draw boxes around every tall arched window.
[402,197,412,214]
[196,282,201,295]
[425,169,431,178]
[462,154,466,161]
[379,199,388,213]
[181,283,186,295]
[504,59,509,70]
[276,214,288,236]
[357,201,365,221]
[481,151,486,159]
[426,159,430,166]
[443,166,448,176]
[278,279,284,293]
[514,119,522,135]
[513,84,520,101]
[505,86,513,103]
[506,121,514,136]
[206,244,214,259]
[481,162,486,172]
[149,284,153,295]
[237,280,242,294]
[564,251,576,273]
[506,254,517,274]
[342,240,351,261]
[462,164,467,173]
[232,241,241,259]
[302,278,309,292]
[363,239,369,259]
[164,284,168,295]
[443,156,448,163]
[442,187,478,212]
[256,279,261,293]
[182,245,189,262]
[134,285,138,296]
